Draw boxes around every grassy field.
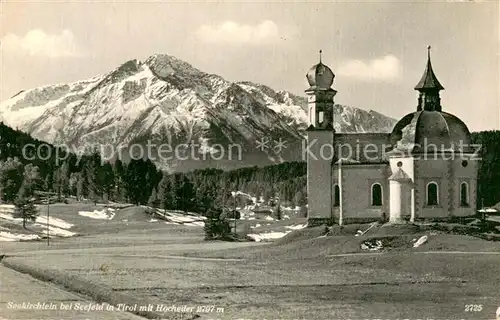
[2,204,500,320]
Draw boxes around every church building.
[305,48,478,225]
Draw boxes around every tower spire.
[415,46,444,111]
[415,45,444,91]
[319,49,322,63]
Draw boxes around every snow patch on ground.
[247,231,290,242]
[0,204,77,241]
[0,212,22,223]
[247,224,307,242]
[184,221,205,227]
[479,208,498,213]
[0,204,16,211]
[150,208,206,227]
[36,215,74,229]
[78,208,115,220]
[230,191,257,205]
[40,225,76,238]
[285,224,308,230]
[0,231,41,242]
[487,215,500,223]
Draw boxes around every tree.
[148,187,160,209]
[52,162,70,200]
[13,196,38,229]
[263,187,274,204]
[0,157,24,202]
[101,162,115,202]
[275,202,282,220]
[156,173,169,212]
[113,159,127,202]
[203,207,231,240]
[52,169,61,199]
[472,131,500,208]
[125,159,159,205]
[294,189,308,217]
[299,206,308,218]
[254,189,263,203]
[85,158,100,205]
[76,172,86,201]
[20,164,41,198]
[44,172,53,192]
[178,176,195,213]
[69,172,79,197]
[294,190,307,207]
[167,174,179,210]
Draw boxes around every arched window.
[371,183,382,206]
[427,182,439,206]
[460,182,469,206]
[333,185,340,207]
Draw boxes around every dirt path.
[96,253,245,261]
[0,265,146,320]
[327,251,500,257]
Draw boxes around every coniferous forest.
[0,122,499,214]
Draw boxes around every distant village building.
[252,206,274,215]
[306,48,478,226]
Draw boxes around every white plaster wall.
[388,157,415,180]
[388,157,414,218]
[452,157,478,216]
[414,158,450,218]
[307,130,334,220]
[332,164,388,219]
[389,180,402,222]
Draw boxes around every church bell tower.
[414,46,444,112]
[305,50,337,226]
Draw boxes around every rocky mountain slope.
[0,54,396,171]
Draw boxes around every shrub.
[204,208,231,240]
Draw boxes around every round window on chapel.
[461,160,468,167]
[397,161,403,168]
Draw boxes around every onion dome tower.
[305,50,337,130]
[305,50,337,226]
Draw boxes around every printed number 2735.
[465,304,482,312]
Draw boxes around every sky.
[0,1,498,131]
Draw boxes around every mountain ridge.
[0,53,397,172]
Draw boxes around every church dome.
[306,62,335,90]
[389,47,473,154]
[306,51,335,91]
[389,110,472,154]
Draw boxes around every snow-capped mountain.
[0,54,396,172]
[237,81,397,133]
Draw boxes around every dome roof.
[389,110,472,154]
[306,62,335,91]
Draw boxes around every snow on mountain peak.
[0,53,397,171]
